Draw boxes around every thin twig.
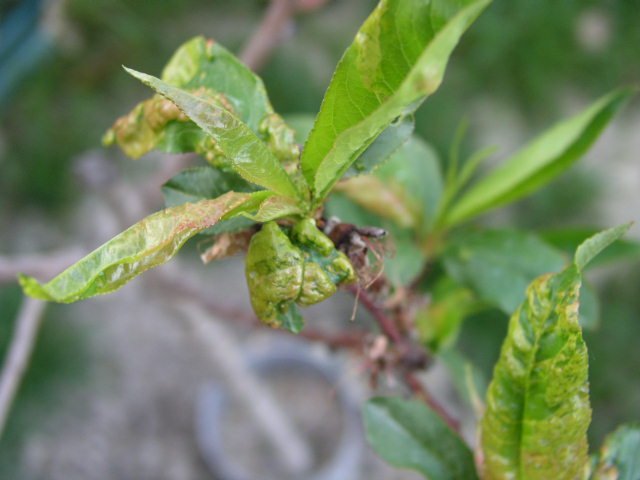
[240,0,296,71]
[403,371,461,434]
[0,298,47,437]
[346,284,403,343]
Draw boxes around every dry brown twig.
[0,298,47,435]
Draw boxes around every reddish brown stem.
[240,0,295,71]
[404,371,461,434]
[347,284,403,343]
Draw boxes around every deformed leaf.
[105,36,298,163]
[480,265,591,480]
[364,397,479,480]
[480,227,629,479]
[125,68,302,201]
[301,0,492,203]
[245,220,355,332]
[444,88,634,226]
[19,192,252,303]
[589,424,640,480]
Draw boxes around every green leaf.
[19,192,252,303]
[344,116,415,177]
[416,277,477,352]
[574,223,633,272]
[162,166,259,234]
[480,265,591,479]
[589,424,640,480]
[301,0,492,204]
[334,175,417,228]
[125,67,303,201]
[439,348,487,418]
[336,135,444,233]
[541,227,640,269]
[276,303,305,334]
[162,166,257,207]
[443,88,634,226]
[442,229,567,314]
[376,135,444,232]
[105,36,298,163]
[364,397,479,480]
[238,195,303,223]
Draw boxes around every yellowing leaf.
[19,192,252,303]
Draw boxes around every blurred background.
[1,0,638,478]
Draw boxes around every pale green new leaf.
[302,0,492,203]
[589,424,640,480]
[19,192,252,303]
[541,227,640,269]
[125,68,302,201]
[574,223,633,272]
[364,397,479,480]
[480,225,630,479]
[444,88,634,226]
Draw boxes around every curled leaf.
[20,192,251,303]
[245,220,355,332]
[125,67,303,200]
[106,36,299,164]
[480,266,591,480]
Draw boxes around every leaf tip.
[17,274,51,301]
[574,222,633,271]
